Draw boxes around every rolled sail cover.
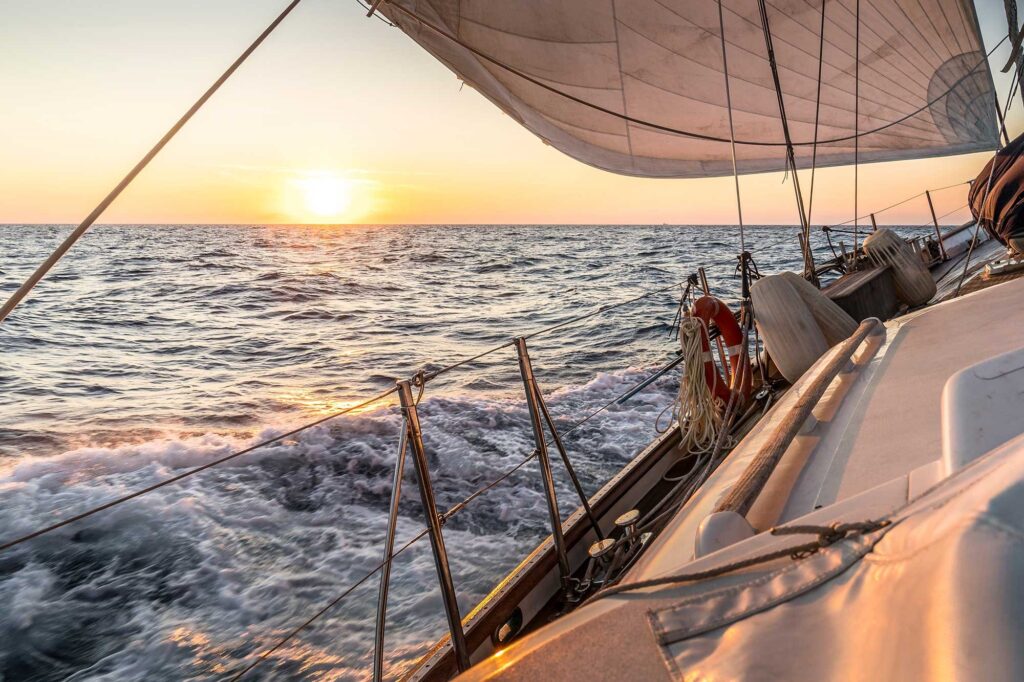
[969,131,1024,248]
[379,0,999,178]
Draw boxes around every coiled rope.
[674,317,723,454]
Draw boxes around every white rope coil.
[675,317,724,454]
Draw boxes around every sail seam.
[650,0,935,115]
[609,0,635,160]
[380,2,1004,149]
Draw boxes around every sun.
[294,173,353,220]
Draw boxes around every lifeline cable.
[522,278,690,341]
[234,347,692,677]
[0,385,398,554]
[0,275,696,554]
[830,180,971,228]
[229,526,430,680]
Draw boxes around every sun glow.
[295,173,353,219]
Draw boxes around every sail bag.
[969,131,1024,251]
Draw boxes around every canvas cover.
[380,0,999,178]
[970,131,1024,248]
[459,432,1024,680]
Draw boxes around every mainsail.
[379,0,999,178]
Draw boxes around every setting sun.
[276,171,374,224]
[295,173,353,219]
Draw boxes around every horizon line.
[0,221,967,228]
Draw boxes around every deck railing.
[0,271,725,680]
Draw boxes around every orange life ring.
[690,296,752,405]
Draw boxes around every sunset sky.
[2,0,1021,226]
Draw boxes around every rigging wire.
[715,0,745,255]
[375,1,1008,150]
[1003,0,1024,99]
[805,0,828,235]
[355,0,396,25]
[954,52,1023,296]
[853,0,862,263]
[230,348,688,677]
[0,0,305,325]
[802,0,827,284]
[754,0,815,283]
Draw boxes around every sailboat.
[358,0,1024,679]
[3,0,1024,680]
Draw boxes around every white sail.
[380,0,999,178]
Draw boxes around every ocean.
[0,223,930,680]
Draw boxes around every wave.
[2,221,916,679]
[0,365,676,680]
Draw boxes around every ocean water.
[0,223,929,680]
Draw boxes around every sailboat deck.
[774,274,1024,518]
[932,238,1006,300]
[626,273,1024,582]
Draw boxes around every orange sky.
[1,0,1020,226]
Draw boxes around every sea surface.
[0,223,932,680]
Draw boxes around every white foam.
[0,364,677,679]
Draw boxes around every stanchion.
[372,428,409,682]
[514,337,575,600]
[925,190,948,260]
[396,379,470,671]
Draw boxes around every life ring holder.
[690,296,752,405]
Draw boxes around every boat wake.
[0,366,677,680]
